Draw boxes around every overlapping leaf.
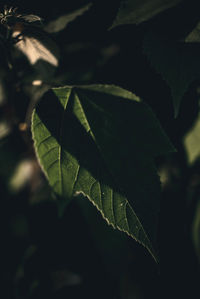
[111,0,182,29]
[143,31,200,117]
[31,84,175,260]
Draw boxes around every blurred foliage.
[1,0,200,299]
[184,106,200,164]
[143,30,200,117]
[111,0,182,28]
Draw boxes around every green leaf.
[185,22,200,43]
[31,84,175,261]
[143,31,200,117]
[183,111,200,164]
[44,3,92,33]
[110,0,182,29]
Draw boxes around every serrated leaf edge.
[75,190,157,262]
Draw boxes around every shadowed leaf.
[31,84,175,261]
[110,0,182,29]
[143,31,200,117]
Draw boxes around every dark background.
[1,0,200,298]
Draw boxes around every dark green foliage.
[1,1,200,299]
[143,30,200,117]
[111,0,182,28]
[32,85,174,260]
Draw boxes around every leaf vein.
[58,89,72,195]
[40,146,58,160]
[46,158,59,172]
[72,164,80,192]
[37,135,52,150]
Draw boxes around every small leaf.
[12,28,60,82]
[185,22,200,43]
[44,3,92,33]
[110,0,182,29]
[183,111,200,164]
[143,31,200,117]
[31,84,175,261]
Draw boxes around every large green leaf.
[143,31,200,117]
[31,84,175,261]
[110,0,182,29]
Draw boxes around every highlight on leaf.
[0,6,60,82]
[31,84,175,261]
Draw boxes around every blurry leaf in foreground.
[0,120,11,139]
[143,31,200,117]
[183,110,200,164]
[11,27,60,83]
[9,159,35,193]
[185,22,200,43]
[32,84,175,261]
[51,269,82,290]
[44,3,92,33]
[110,0,182,29]
[0,7,60,83]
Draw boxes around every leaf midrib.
[74,89,152,250]
[58,90,72,195]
